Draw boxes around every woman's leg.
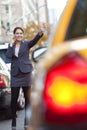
[11,87,20,129]
[22,87,31,128]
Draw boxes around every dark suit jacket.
[6,33,43,76]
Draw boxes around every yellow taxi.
[31,0,87,130]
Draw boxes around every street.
[0,109,25,130]
[1,109,87,130]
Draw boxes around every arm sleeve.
[6,45,13,59]
[28,32,43,48]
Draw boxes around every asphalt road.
[0,109,25,130]
[0,109,87,130]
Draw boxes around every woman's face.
[14,29,24,42]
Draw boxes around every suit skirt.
[11,69,32,87]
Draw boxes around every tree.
[23,21,50,60]
[23,21,50,46]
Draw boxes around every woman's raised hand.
[9,36,15,47]
[38,23,47,36]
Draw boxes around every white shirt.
[15,46,20,57]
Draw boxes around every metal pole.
[35,0,39,25]
[0,15,1,35]
[44,0,49,23]
[21,0,27,27]
[8,0,12,32]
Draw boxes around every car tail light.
[0,75,6,87]
[43,52,87,124]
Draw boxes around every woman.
[6,26,44,130]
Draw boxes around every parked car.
[0,57,11,116]
[31,46,47,63]
[0,42,11,70]
[31,0,87,130]
[0,43,25,110]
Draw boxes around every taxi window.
[65,0,87,41]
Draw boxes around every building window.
[5,5,9,13]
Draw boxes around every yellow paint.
[48,76,87,107]
[51,0,78,46]
[78,49,87,60]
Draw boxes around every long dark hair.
[13,27,24,34]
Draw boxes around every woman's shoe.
[24,126,28,130]
[12,118,16,130]
[24,118,29,129]
[12,126,16,130]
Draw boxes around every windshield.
[65,0,87,40]
[0,49,11,64]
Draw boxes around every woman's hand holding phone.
[9,36,15,47]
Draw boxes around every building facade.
[0,0,49,42]
[0,0,22,42]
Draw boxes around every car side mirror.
[32,46,47,62]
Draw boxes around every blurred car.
[31,0,87,130]
[0,42,11,70]
[0,57,10,109]
[0,43,25,110]
[31,46,47,63]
